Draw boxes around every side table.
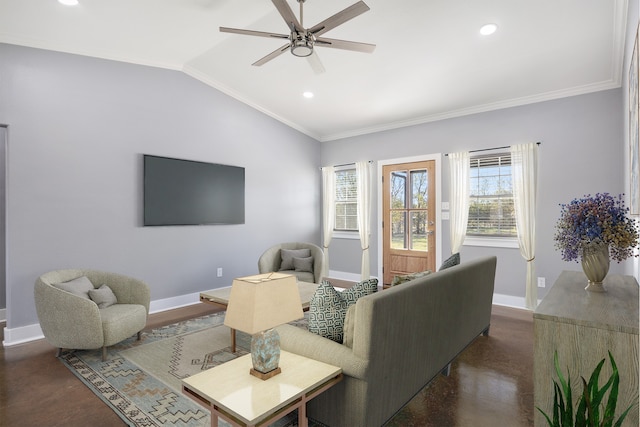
[182,350,342,427]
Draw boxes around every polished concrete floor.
[0,304,533,427]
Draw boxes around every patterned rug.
[59,312,309,426]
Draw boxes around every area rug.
[59,312,309,427]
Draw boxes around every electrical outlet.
[537,277,545,288]
[217,268,223,277]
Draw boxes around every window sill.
[332,231,360,240]
[464,236,519,249]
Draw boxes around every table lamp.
[224,272,303,380]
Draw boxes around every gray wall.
[0,44,321,329]
[321,88,626,302]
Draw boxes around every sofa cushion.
[308,278,378,343]
[52,276,94,300]
[390,270,432,286]
[293,256,314,273]
[279,249,311,271]
[439,252,460,270]
[89,284,118,309]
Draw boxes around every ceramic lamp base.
[250,328,281,380]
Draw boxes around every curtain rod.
[444,141,541,156]
[320,160,373,169]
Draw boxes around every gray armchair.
[258,242,324,283]
[34,269,150,361]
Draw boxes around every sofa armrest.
[277,324,369,379]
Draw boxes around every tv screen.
[143,155,245,226]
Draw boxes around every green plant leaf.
[553,351,574,426]
[585,358,607,424]
[602,352,620,427]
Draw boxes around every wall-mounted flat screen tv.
[143,155,245,226]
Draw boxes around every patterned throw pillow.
[308,278,378,343]
[390,270,431,286]
[439,252,460,271]
[341,278,378,304]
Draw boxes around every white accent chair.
[34,269,150,361]
[258,242,324,283]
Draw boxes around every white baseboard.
[492,293,527,310]
[148,291,202,314]
[3,322,44,347]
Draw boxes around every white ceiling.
[0,0,629,141]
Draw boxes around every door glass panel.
[411,170,428,209]
[391,211,406,249]
[391,171,407,208]
[410,211,428,250]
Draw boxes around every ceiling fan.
[220,0,375,73]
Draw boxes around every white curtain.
[448,151,470,254]
[356,161,372,280]
[321,166,335,280]
[510,143,538,310]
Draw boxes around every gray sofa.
[277,255,497,427]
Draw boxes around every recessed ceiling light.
[303,91,314,99]
[480,23,498,36]
[58,0,79,5]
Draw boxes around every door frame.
[377,153,442,282]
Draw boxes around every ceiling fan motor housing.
[291,32,313,57]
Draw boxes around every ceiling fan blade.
[271,0,304,33]
[308,1,370,37]
[252,43,291,66]
[315,37,375,53]
[220,27,289,40]
[307,51,325,74]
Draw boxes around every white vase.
[581,243,610,292]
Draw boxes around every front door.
[382,161,436,285]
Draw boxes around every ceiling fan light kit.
[220,0,375,72]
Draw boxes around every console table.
[533,271,639,427]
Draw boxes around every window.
[335,168,358,231]
[467,153,516,237]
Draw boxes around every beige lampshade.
[224,273,303,335]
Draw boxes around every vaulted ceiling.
[0,0,629,141]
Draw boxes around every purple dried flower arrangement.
[553,193,639,262]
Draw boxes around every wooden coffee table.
[182,350,342,427]
[200,281,318,352]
